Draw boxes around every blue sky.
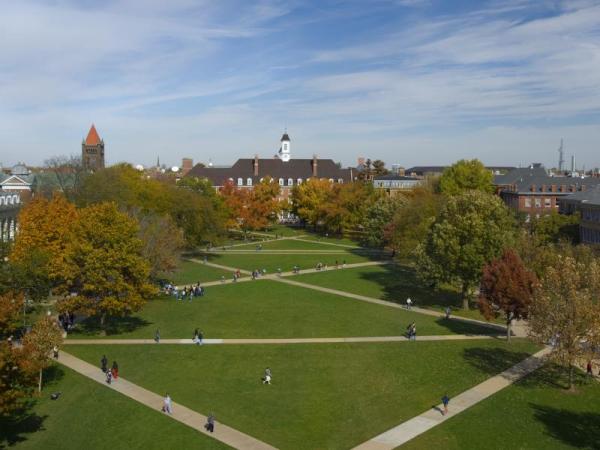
[1,0,599,169]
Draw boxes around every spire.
[157,155,160,168]
[85,124,101,145]
[280,130,290,142]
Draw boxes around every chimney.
[181,158,193,176]
[253,154,259,176]
[551,185,557,193]
[530,184,536,192]
[541,184,547,192]
[312,155,318,177]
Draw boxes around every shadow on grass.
[531,404,600,448]
[433,317,502,336]
[462,347,534,376]
[0,366,65,448]
[71,315,152,337]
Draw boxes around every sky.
[1,0,599,170]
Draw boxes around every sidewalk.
[57,351,276,450]
[64,334,499,346]
[352,347,551,449]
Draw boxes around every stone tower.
[82,124,105,171]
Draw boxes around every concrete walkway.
[64,335,499,346]
[353,347,551,450]
[57,351,276,450]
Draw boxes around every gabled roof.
[561,184,600,206]
[280,133,290,142]
[85,124,102,146]
[0,174,32,186]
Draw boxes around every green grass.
[197,251,377,272]
[0,364,229,450]
[228,238,361,251]
[66,339,540,450]
[295,264,498,322]
[401,365,600,450]
[171,260,239,285]
[68,280,496,339]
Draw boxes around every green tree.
[420,191,515,309]
[137,213,184,280]
[478,249,538,341]
[529,211,580,244]
[362,195,404,248]
[59,202,156,329]
[528,255,600,389]
[439,159,494,195]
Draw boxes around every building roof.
[85,124,102,146]
[187,158,352,186]
[280,133,290,142]
[496,166,600,194]
[561,184,600,206]
[494,166,548,186]
[407,165,516,176]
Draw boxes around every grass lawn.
[401,364,600,450]
[68,280,496,339]
[295,264,498,322]
[197,251,378,272]
[0,364,229,450]
[227,238,361,251]
[66,339,540,449]
[171,260,240,285]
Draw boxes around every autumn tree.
[59,202,155,329]
[419,191,515,309]
[21,316,63,392]
[136,213,184,280]
[529,255,600,389]
[323,182,377,234]
[439,159,494,195]
[291,178,332,230]
[478,249,538,341]
[11,195,79,288]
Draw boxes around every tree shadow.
[71,315,152,337]
[531,404,600,449]
[433,317,502,336]
[0,405,47,448]
[462,347,535,376]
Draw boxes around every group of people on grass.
[164,283,205,301]
[251,268,267,280]
[101,355,119,384]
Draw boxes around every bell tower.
[279,131,291,162]
[82,124,105,171]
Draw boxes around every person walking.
[53,345,59,359]
[106,369,112,385]
[445,306,451,319]
[163,393,173,414]
[262,367,272,385]
[406,298,412,310]
[101,354,108,373]
[205,413,215,433]
[111,361,119,380]
[442,394,450,415]
[154,329,160,344]
[411,323,417,341]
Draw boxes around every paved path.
[57,351,276,450]
[64,335,499,345]
[353,347,551,450]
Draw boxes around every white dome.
[171,166,179,172]
[135,164,144,171]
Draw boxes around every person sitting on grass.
[262,367,272,385]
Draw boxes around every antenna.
[557,139,565,172]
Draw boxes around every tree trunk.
[506,319,512,342]
[38,368,43,393]
[568,364,574,390]
[461,283,470,310]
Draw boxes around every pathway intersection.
[60,237,547,449]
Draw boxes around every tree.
[529,211,580,244]
[11,195,79,287]
[372,160,389,176]
[59,202,155,329]
[323,182,378,234]
[419,191,515,309]
[389,187,444,257]
[21,316,63,393]
[291,179,332,230]
[478,249,538,341]
[362,195,403,248]
[137,213,184,280]
[42,155,87,201]
[528,255,600,389]
[439,159,494,195]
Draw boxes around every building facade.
[559,185,600,244]
[82,124,105,171]
[373,174,423,195]
[186,133,354,202]
[0,192,21,242]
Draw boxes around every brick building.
[82,124,105,171]
[559,185,600,244]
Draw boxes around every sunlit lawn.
[170,260,239,285]
[68,280,496,339]
[227,238,361,251]
[401,364,600,450]
[67,339,539,450]
[0,365,229,450]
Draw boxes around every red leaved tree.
[478,249,538,341]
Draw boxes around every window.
[524,198,531,208]
[237,178,243,186]
[279,178,284,186]
[297,178,303,185]
[247,178,253,186]
[288,178,293,186]
[544,198,551,208]
[534,198,541,208]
